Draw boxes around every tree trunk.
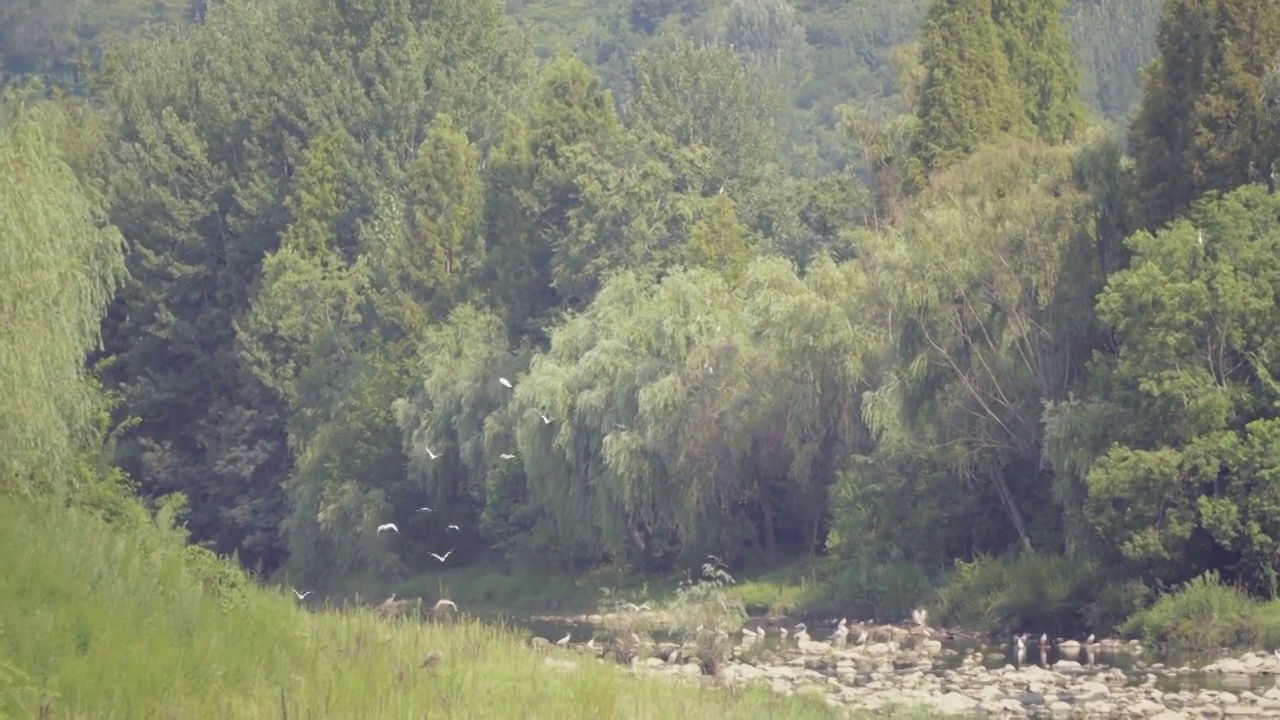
[992,465,1033,551]
[761,498,778,566]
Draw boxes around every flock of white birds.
[293,376,547,602]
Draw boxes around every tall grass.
[0,494,846,719]
[1123,571,1280,651]
[930,552,1143,635]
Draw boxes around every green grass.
[0,494,870,719]
[928,552,1146,636]
[725,561,830,616]
[1122,571,1280,652]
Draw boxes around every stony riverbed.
[526,615,1280,718]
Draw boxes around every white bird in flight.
[293,589,312,600]
[425,447,440,460]
[429,549,454,562]
[500,453,515,459]
[540,414,554,424]
[446,524,460,532]
[499,377,513,388]
[377,523,399,534]
[416,507,434,513]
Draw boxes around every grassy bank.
[1122,571,1280,652]
[0,494,925,719]
[392,551,1280,655]
[391,564,658,615]
[386,558,836,618]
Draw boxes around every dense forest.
[5,0,1280,633]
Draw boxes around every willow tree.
[861,139,1100,553]
[494,257,872,569]
[0,101,126,494]
[728,256,872,561]
[502,270,724,567]
[394,302,528,558]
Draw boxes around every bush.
[931,552,1137,635]
[1122,571,1280,652]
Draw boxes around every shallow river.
[500,613,1280,696]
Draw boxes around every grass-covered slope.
[0,494,846,719]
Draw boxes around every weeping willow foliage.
[395,303,530,519]
[857,139,1099,549]
[409,256,875,569]
[0,101,127,493]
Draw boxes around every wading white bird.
[540,414,554,424]
[556,632,571,647]
[425,447,440,460]
[434,598,458,612]
[429,549,454,562]
[499,377,513,388]
[446,524,460,531]
[377,523,399,534]
[293,589,312,600]
[500,453,515,459]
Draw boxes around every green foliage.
[1066,0,1163,117]
[87,0,532,571]
[931,552,1134,635]
[1083,186,1280,593]
[0,493,847,719]
[626,36,782,186]
[910,0,1029,173]
[0,98,126,494]
[991,0,1085,143]
[1122,571,1280,651]
[19,0,1280,652]
[1128,0,1280,230]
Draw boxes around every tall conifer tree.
[910,0,1029,174]
[992,0,1085,143]
[1129,0,1280,230]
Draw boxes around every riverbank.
[383,558,834,618]
[0,495,927,719]
[387,554,1280,657]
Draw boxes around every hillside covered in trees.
[5,0,1280,638]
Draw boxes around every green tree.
[0,100,127,493]
[910,0,1029,174]
[626,37,782,189]
[1072,186,1280,593]
[683,193,755,283]
[1128,0,1280,230]
[992,0,1085,143]
[88,0,529,571]
[384,113,485,332]
[861,139,1106,553]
